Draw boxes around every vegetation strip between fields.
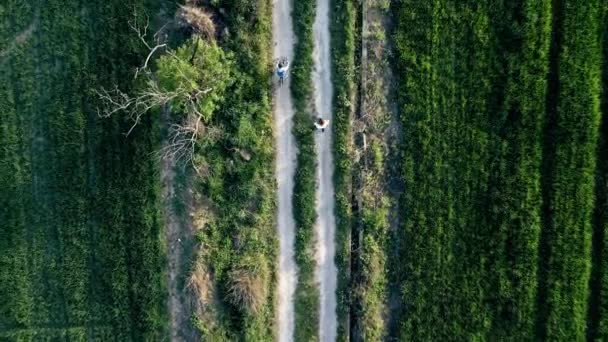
[328,0,356,340]
[290,0,321,340]
[186,1,277,340]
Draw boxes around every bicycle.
[275,57,289,87]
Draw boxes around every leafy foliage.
[156,38,233,122]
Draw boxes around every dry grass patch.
[187,261,212,312]
[177,5,215,39]
[226,255,270,314]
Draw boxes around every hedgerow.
[329,0,356,340]
[188,0,278,340]
[290,0,320,339]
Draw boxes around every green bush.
[156,38,233,121]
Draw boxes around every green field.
[390,0,607,340]
[0,0,170,339]
[0,0,277,340]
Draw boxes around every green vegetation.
[390,0,607,340]
[329,0,356,340]
[346,0,397,339]
[392,0,554,339]
[358,202,389,339]
[3,0,608,340]
[536,0,602,340]
[290,0,320,340]
[0,0,278,340]
[155,38,233,118]
[587,7,608,340]
[187,0,278,340]
[0,0,170,339]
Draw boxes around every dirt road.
[273,0,298,340]
[162,109,198,342]
[312,0,338,339]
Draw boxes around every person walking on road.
[314,117,330,132]
[277,57,289,86]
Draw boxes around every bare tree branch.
[128,11,169,79]
[129,12,152,50]
[94,82,182,135]
[135,44,167,79]
[95,11,219,169]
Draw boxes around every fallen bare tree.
[95,82,181,135]
[96,13,232,167]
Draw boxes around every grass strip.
[328,0,356,340]
[289,0,320,340]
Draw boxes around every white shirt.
[314,120,329,129]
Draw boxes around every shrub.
[155,37,233,122]
[226,255,270,315]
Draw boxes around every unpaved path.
[273,0,298,341]
[312,0,338,339]
[162,109,198,342]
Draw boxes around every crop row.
[0,0,37,329]
[391,0,561,339]
[536,0,603,340]
[479,0,552,339]
[587,8,608,340]
[395,2,493,339]
[391,0,608,340]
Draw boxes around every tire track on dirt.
[162,107,199,342]
[312,0,338,339]
[273,0,298,340]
